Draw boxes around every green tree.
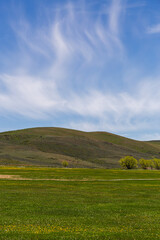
[139,158,150,169]
[153,158,160,170]
[119,156,138,169]
[139,159,154,169]
[62,161,69,168]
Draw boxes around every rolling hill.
[0,127,159,168]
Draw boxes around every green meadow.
[1,167,160,239]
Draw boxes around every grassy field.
[1,167,160,239]
[0,127,160,168]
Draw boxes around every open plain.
[1,167,160,240]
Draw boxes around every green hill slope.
[0,127,159,168]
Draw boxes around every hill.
[0,127,159,168]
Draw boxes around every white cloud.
[0,74,63,118]
[1,71,160,136]
[140,133,160,141]
[64,79,160,135]
[66,79,160,118]
[0,0,124,116]
[1,0,160,139]
[147,24,160,34]
[108,0,122,35]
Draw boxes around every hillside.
[0,127,160,168]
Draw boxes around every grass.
[1,167,160,239]
[0,127,160,168]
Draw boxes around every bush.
[153,158,160,169]
[139,158,151,169]
[62,161,68,168]
[119,156,138,169]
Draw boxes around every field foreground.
[1,167,160,239]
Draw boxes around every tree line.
[119,156,160,169]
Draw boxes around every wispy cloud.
[0,0,124,115]
[0,74,61,118]
[125,2,146,9]
[147,24,160,34]
[66,79,160,130]
[1,71,160,136]
[108,0,122,35]
[1,0,160,139]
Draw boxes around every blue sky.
[0,0,160,140]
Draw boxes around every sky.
[0,0,160,140]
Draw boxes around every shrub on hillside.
[119,156,138,169]
[139,158,152,169]
[62,161,69,168]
